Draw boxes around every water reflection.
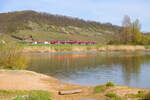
[27,52,150,89]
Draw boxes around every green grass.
[18,44,98,47]
[105,93,122,100]
[94,82,115,93]
[94,85,106,93]
[51,44,73,51]
[13,28,104,43]
[18,43,105,52]
[129,93,144,98]
[0,90,51,100]
[144,45,150,49]
[105,93,117,98]
[19,44,105,50]
[128,91,150,100]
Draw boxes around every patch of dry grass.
[0,36,28,69]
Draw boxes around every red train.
[50,40,96,45]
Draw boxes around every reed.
[0,36,28,69]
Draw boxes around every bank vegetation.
[0,35,28,69]
[108,15,150,45]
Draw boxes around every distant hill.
[0,10,122,43]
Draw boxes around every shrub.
[0,36,28,69]
[106,82,115,87]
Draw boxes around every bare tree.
[121,15,132,44]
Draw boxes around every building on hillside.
[37,40,49,44]
[31,41,37,44]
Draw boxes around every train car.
[50,40,96,45]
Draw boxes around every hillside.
[0,10,121,43]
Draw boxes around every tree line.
[108,15,150,45]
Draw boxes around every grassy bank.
[20,44,150,53]
[0,90,51,100]
[94,82,150,100]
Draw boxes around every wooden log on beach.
[58,89,82,95]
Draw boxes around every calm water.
[27,52,150,89]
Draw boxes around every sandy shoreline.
[0,70,148,100]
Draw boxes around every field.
[19,44,150,53]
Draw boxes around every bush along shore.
[0,36,28,70]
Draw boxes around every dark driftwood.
[58,89,82,95]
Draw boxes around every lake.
[27,52,150,89]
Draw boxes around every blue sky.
[0,0,150,32]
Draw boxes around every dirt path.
[0,70,148,100]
